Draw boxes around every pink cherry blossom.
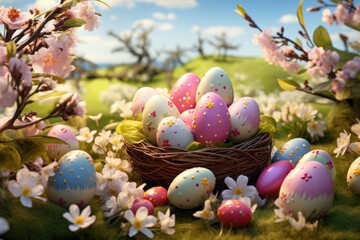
[306,47,339,78]
[0,45,7,64]
[0,67,17,110]
[342,57,360,78]
[334,3,352,24]
[8,57,32,88]
[353,4,360,24]
[75,1,100,32]
[45,31,77,53]
[1,7,31,30]
[322,9,334,25]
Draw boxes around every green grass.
[3,56,360,240]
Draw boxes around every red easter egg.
[143,186,168,207]
[256,160,294,198]
[131,199,154,215]
[217,199,252,228]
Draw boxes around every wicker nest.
[124,132,273,190]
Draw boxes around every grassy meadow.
[3,56,360,240]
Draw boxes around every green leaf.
[32,73,65,84]
[258,115,277,136]
[185,141,205,151]
[116,120,144,143]
[335,87,351,101]
[313,26,332,49]
[94,0,111,9]
[332,48,359,66]
[16,140,49,164]
[295,37,303,48]
[214,141,234,148]
[349,40,360,53]
[62,18,86,29]
[312,80,332,92]
[297,0,306,33]
[277,78,300,90]
[235,4,247,18]
[6,41,17,58]
[0,144,21,171]
[30,91,68,102]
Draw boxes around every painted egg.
[298,150,336,181]
[256,160,294,198]
[278,161,334,220]
[156,116,194,149]
[180,108,195,130]
[217,199,252,228]
[228,97,260,143]
[131,87,159,117]
[131,199,154,215]
[142,95,180,145]
[46,124,79,160]
[46,150,96,207]
[346,157,360,195]
[272,138,311,166]
[170,73,200,113]
[192,92,231,146]
[143,186,168,207]
[168,167,216,209]
[196,67,234,106]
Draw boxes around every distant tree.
[209,32,239,61]
[69,56,97,89]
[163,45,188,88]
[193,31,207,59]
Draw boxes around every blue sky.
[3,0,359,64]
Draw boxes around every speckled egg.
[143,186,168,207]
[256,160,294,198]
[192,92,231,146]
[217,199,252,228]
[298,150,336,181]
[170,73,200,113]
[131,87,159,117]
[228,97,260,143]
[157,116,194,149]
[46,124,79,160]
[46,150,96,207]
[180,108,195,130]
[272,138,311,166]
[196,67,234,106]
[346,157,360,195]
[278,161,334,220]
[131,199,154,215]
[142,95,180,145]
[168,167,216,209]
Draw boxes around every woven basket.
[124,132,273,190]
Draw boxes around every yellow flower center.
[134,219,142,230]
[202,210,212,218]
[235,187,243,195]
[21,187,31,197]
[84,132,90,138]
[310,122,317,129]
[8,8,20,21]
[44,53,54,67]
[75,216,85,225]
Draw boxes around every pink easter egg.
[170,73,200,113]
[256,160,294,198]
[193,92,231,146]
[217,199,252,228]
[131,87,159,117]
[278,161,334,220]
[143,186,168,207]
[131,199,154,215]
[46,124,79,160]
[180,108,195,130]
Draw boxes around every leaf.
[185,141,205,151]
[349,40,360,53]
[115,120,144,143]
[295,37,303,48]
[312,80,332,92]
[0,144,21,171]
[313,26,332,49]
[297,0,306,34]
[277,78,300,90]
[214,141,234,148]
[335,87,351,101]
[15,140,49,164]
[258,115,277,136]
[235,4,247,18]
[332,48,359,66]
[62,18,86,29]
[94,0,111,9]
[6,41,17,58]
[32,73,65,84]
[30,91,68,102]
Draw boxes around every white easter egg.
[156,116,194,149]
[131,87,159,117]
[168,167,216,209]
[347,157,360,195]
[46,124,79,160]
[142,95,180,145]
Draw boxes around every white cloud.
[138,0,197,8]
[203,26,244,38]
[157,23,173,31]
[29,0,57,11]
[152,12,166,20]
[94,0,135,9]
[330,31,360,42]
[192,25,201,33]
[279,14,298,24]
[132,19,156,29]
[167,13,176,21]
[110,15,117,21]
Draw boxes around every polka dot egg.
[131,87,159,117]
[168,167,216,209]
[143,186,168,207]
[217,199,252,228]
[46,150,96,207]
[272,138,311,166]
[46,124,79,160]
[347,156,360,195]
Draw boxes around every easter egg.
[131,199,154,215]
[256,160,294,198]
[193,92,231,145]
[196,67,234,106]
[46,150,96,207]
[217,199,252,228]
[143,186,168,207]
[278,161,334,220]
[156,116,194,149]
[170,73,200,113]
[228,97,260,143]
[272,138,311,166]
[142,95,180,145]
[298,150,336,181]
[346,157,360,195]
[168,167,216,209]
[180,108,195,130]
[46,124,79,160]
[131,87,159,117]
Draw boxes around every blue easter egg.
[272,138,311,166]
[46,150,96,207]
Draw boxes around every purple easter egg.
[192,92,231,146]
[46,124,79,160]
[256,160,294,198]
[131,199,154,215]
